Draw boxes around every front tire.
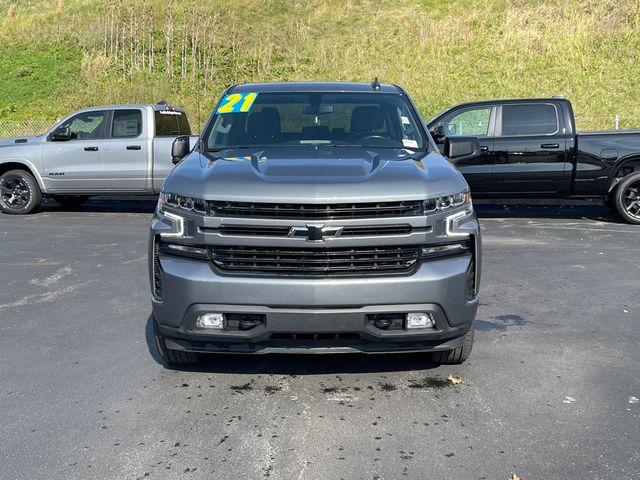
[0,169,42,215]
[153,318,199,366]
[432,323,474,365]
[614,172,640,224]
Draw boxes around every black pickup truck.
[427,97,640,223]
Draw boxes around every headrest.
[350,106,385,132]
[247,107,281,138]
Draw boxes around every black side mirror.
[51,126,72,141]
[171,136,190,165]
[444,136,481,159]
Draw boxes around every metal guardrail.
[0,120,54,138]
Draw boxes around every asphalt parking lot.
[1,200,639,480]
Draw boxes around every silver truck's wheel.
[153,317,199,367]
[432,323,474,365]
[0,169,42,215]
[614,172,640,225]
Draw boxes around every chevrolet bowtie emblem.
[287,224,344,242]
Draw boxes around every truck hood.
[163,146,469,202]
[0,135,43,147]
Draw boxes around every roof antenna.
[371,77,381,91]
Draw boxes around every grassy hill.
[1,0,640,131]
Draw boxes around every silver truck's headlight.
[157,192,207,214]
[156,191,205,238]
[423,190,471,213]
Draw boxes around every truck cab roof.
[229,81,402,94]
[68,103,186,114]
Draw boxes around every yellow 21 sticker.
[216,92,258,114]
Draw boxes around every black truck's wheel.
[0,169,42,215]
[614,172,640,225]
[432,323,474,365]
[53,195,89,207]
[153,318,199,366]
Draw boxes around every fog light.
[406,312,435,329]
[197,312,224,329]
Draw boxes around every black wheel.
[432,323,474,365]
[614,172,640,225]
[153,318,199,366]
[53,195,89,207]
[0,169,42,214]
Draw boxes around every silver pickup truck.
[0,103,197,214]
[150,81,481,366]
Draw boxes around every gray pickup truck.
[0,103,196,214]
[150,81,481,366]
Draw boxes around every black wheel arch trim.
[607,154,640,192]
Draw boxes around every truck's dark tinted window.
[112,110,142,138]
[502,104,558,136]
[155,110,191,136]
[206,92,427,150]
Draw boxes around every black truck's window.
[443,107,491,137]
[502,104,558,136]
[112,109,142,138]
[155,110,191,136]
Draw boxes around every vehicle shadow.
[474,202,623,223]
[38,197,157,214]
[144,314,441,375]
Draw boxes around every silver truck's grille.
[208,200,422,219]
[217,224,412,237]
[211,245,420,277]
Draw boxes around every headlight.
[157,191,207,214]
[423,190,471,213]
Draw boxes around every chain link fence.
[0,120,55,138]
[575,116,640,131]
[1,116,639,139]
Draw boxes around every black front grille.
[209,200,423,219]
[211,245,420,277]
[216,224,412,237]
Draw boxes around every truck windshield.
[204,92,427,151]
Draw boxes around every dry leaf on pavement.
[447,374,463,385]
[509,474,523,480]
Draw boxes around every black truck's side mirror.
[444,136,481,159]
[171,136,190,164]
[51,126,72,141]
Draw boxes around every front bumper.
[152,252,478,354]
